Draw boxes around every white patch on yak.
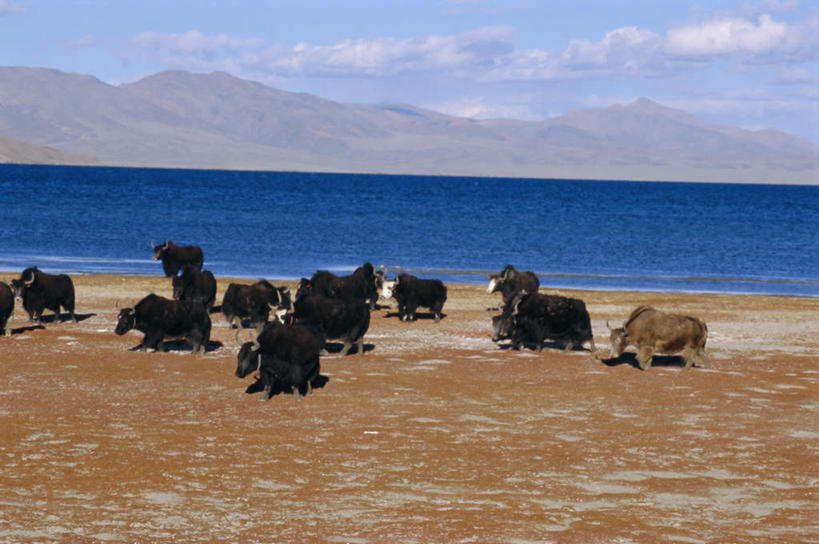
[381,280,395,299]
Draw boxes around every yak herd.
[0,241,712,399]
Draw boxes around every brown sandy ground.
[0,274,817,543]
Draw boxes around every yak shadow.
[383,311,446,321]
[8,324,46,335]
[245,374,330,398]
[128,339,224,353]
[323,341,376,356]
[34,312,96,324]
[495,340,592,353]
[600,352,688,369]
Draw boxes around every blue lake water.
[0,164,817,296]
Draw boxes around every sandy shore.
[0,273,817,543]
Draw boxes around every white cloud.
[0,0,24,16]
[130,13,818,84]
[252,25,515,77]
[666,14,791,58]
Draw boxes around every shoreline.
[2,267,817,298]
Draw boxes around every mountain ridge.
[0,66,816,184]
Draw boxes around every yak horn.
[151,239,156,249]
[115,300,121,310]
[245,328,261,351]
[606,320,615,330]
[235,328,257,348]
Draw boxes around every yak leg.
[699,349,712,369]
[681,346,699,369]
[534,330,545,352]
[189,331,205,354]
[563,339,575,352]
[260,384,273,401]
[52,307,62,323]
[291,385,302,400]
[636,347,654,370]
[3,313,12,336]
[340,340,353,357]
[141,331,159,351]
[356,337,365,356]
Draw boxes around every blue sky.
[1,0,817,141]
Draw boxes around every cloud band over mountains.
[128,14,818,81]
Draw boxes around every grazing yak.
[292,293,370,356]
[235,321,323,400]
[115,293,211,353]
[172,266,217,311]
[151,240,204,277]
[607,305,710,370]
[11,267,76,324]
[491,291,595,353]
[296,262,379,309]
[0,281,13,336]
[222,280,292,330]
[487,265,540,308]
[382,273,447,322]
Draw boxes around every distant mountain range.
[0,66,816,184]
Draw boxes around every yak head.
[19,267,39,288]
[235,330,261,378]
[10,278,26,299]
[488,305,513,342]
[607,321,628,358]
[151,240,171,261]
[295,278,313,302]
[171,275,185,300]
[380,279,396,300]
[486,273,502,294]
[115,307,136,335]
[269,286,293,323]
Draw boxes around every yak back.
[293,293,370,340]
[257,320,324,365]
[394,274,447,304]
[515,292,591,334]
[135,294,210,336]
[624,306,708,351]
